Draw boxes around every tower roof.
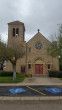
[8,20,24,25]
[8,20,25,31]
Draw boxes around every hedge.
[0,71,17,77]
[59,63,62,71]
[25,74,32,77]
[48,71,62,78]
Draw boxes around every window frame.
[27,64,31,69]
[47,64,51,70]
[29,47,31,53]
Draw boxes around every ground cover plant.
[0,71,25,83]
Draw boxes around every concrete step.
[32,74,48,77]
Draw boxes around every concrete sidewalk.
[18,77,62,86]
[0,77,62,86]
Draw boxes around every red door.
[35,64,43,74]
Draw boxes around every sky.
[0,0,62,42]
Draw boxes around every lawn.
[60,78,62,80]
[0,74,25,83]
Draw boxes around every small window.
[28,64,31,69]
[29,48,31,53]
[48,64,50,70]
[21,66,25,73]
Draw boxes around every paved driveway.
[17,77,62,86]
[0,85,62,96]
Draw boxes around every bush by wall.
[48,71,62,78]
[59,63,62,71]
[0,71,13,77]
[25,74,32,77]
[0,71,20,77]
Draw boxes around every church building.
[6,21,59,75]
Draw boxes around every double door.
[35,64,43,74]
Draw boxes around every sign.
[9,88,26,94]
[44,88,62,94]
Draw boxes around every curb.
[0,84,62,86]
[0,96,62,101]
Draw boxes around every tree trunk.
[13,64,16,80]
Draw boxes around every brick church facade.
[6,21,59,74]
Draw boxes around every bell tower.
[8,21,25,46]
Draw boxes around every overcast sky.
[0,0,62,42]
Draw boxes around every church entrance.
[35,64,43,74]
[35,59,43,74]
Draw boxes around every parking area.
[0,85,62,96]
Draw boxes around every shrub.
[59,63,62,71]
[48,70,62,78]
[25,74,32,77]
[0,71,18,77]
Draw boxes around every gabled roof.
[27,32,51,43]
[8,20,25,31]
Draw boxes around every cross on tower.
[38,29,40,33]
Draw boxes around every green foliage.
[47,41,59,57]
[0,71,25,77]
[0,74,25,83]
[59,63,62,71]
[0,39,25,80]
[48,24,62,58]
[0,41,7,62]
[48,70,62,78]
[59,59,62,71]
[25,74,32,77]
[0,71,13,77]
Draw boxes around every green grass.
[60,78,62,80]
[0,74,25,83]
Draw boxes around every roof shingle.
[8,21,25,31]
[8,21,24,25]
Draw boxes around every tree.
[0,40,25,80]
[48,24,62,57]
[8,42,25,80]
[0,40,6,70]
[48,24,62,70]
[58,25,62,70]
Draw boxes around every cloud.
[0,0,62,42]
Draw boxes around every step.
[32,74,48,77]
